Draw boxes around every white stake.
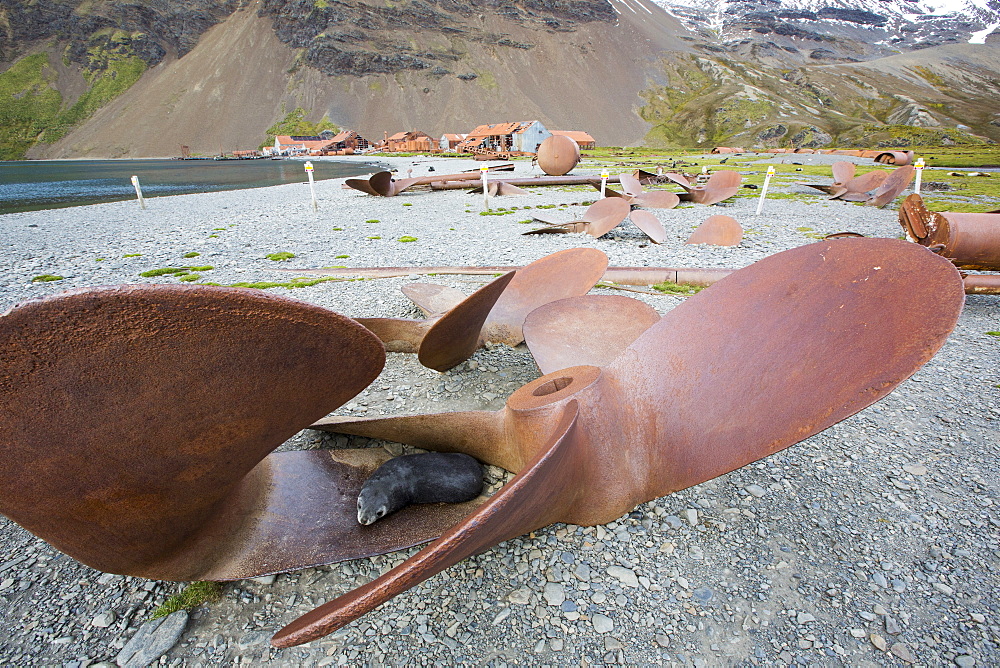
[130,175,146,210]
[600,169,609,198]
[755,166,775,216]
[914,157,925,195]
[481,165,490,210]
[305,161,317,211]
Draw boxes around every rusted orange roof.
[552,130,595,143]
[465,122,522,138]
[387,131,409,141]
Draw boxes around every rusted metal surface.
[345,165,514,197]
[359,272,515,371]
[282,238,964,647]
[536,135,581,175]
[522,295,660,374]
[667,170,742,205]
[899,194,1000,270]
[962,274,1000,294]
[628,210,668,244]
[824,231,867,239]
[609,173,681,209]
[711,147,744,154]
[876,151,914,166]
[0,285,506,582]
[432,175,622,191]
[868,165,915,208]
[685,214,743,246]
[481,248,609,345]
[524,198,631,238]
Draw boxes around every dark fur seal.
[357,452,484,525]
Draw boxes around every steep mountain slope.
[2,0,998,157]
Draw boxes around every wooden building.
[458,121,552,155]
[386,130,436,152]
[551,130,596,149]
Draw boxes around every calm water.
[0,159,383,215]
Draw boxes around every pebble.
[744,484,766,498]
[606,566,639,588]
[91,612,116,628]
[115,611,189,668]
[683,509,698,526]
[508,589,531,605]
[592,614,614,634]
[543,583,566,606]
[955,655,976,667]
[890,642,917,663]
[870,634,888,651]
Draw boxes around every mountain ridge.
[1,0,997,158]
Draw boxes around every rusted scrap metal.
[536,135,581,176]
[685,214,743,246]
[801,162,911,207]
[0,285,498,581]
[962,274,1000,294]
[876,151,914,166]
[522,295,661,374]
[711,147,745,154]
[824,231,867,239]
[344,164,514,197]
[431,174,621,191]
[899,193,1000,270]
[628,210,668,244]
[602,172,681,209]
[524,198,630,237]
[359,249,609,367]
[278,238,965,647]
[663,170,742,205]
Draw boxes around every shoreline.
[1,157,998,666]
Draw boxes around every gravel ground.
[1,155,998,667]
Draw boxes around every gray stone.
[508,588,531,605]
[745,484,766,498]
[592,614,614,633]
[796,612,816,624]
[890,642,917,663]
[91,611,116,628]
[955,655,976,667]
[543,582,566,606]
[607,566,639,588]
[115,611,189,668]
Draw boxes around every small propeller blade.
[831,161,856,185]
[629,210,669,244]
[685,215,743,246]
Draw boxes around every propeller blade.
[610,238,964,498]
[272,403,586,648]
[843,169,887,194]
[418,272,516,371]
[662,172,692,189]
[369,172,397,197]
[354,317,429,353]
[0,285,386,580]
[868,165,915,207]
[482,248,609,345]
[523,295,660,374]
[689,170,742,205]
[494,182,530,196]
[344,178,381,196]
[629,210,669,244]
[685,215,743,246]
[577,197,632,238]
[619,173,644,198]
[633,190,680,210]
[831,161,856,185]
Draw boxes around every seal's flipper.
[272,403,585,648]
[0,285,385,580]
[523,295,660,375]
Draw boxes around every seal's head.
[357,485,391,525]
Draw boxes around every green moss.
[402,202,413,207]
[335,254,350,258]
[0,54,62,159]
[95,258,105,262]
[652,282,705,296]
[183,252,200,258]
[224,276,353,289]
[208,234,219,238]
[122,253,142,258]
[367,235,382,240]
[332,227,343,231]
[178,273,200,282]
[212,228,226,231]
[365,219,380,223]
[398,236,418,242]
[986,331,1000,337]
[265,252,296,261]
[151,582,223,620]
[140,266,213,278]
[31,274,64,282]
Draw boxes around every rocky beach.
[1,155,997,667]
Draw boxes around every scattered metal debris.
[663,170,742,205]
[801,162,913,207]
[876,151,914,166]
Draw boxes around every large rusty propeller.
[524,198,631,237]
[358,249,609,367]
[0,285,493,581]
[603,172,681,209]
[285,237,964,647]
[663,170,742,205]
[801,162,909,206]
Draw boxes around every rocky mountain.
[0,0,997,158]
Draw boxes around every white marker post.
[914,157,925,195]
[755,165,775,216]
[702,165,709,175]
[481,165,490,210]
[305,161,317,211]
[130,175,146,210]
[600,169,610,198]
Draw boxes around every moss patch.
[265,252,296,261]
[652,282,705,296]
[31,274,64,282]
[151,582,223,620]
[398,236,418,242]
